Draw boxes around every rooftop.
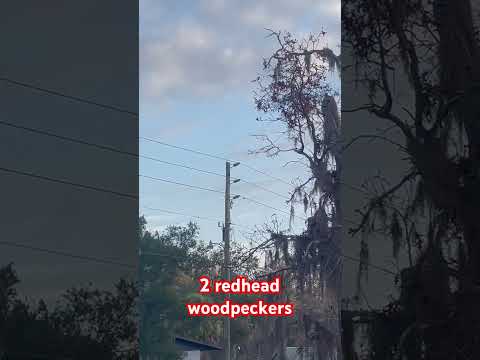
[175,336,222,352]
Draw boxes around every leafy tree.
[138,216,259,360]
[0,263,137,359]
[138,216,184,360]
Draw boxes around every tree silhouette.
[253,30,343,360]
[342,0,480,358]
[0,264,137,360]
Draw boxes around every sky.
[1,1,138,303]
[139,0,341,248]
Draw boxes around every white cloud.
[239,3,293,29]
[176,23,214,50]
[140,0,340,103]
[201,0,227,14]
[317,0,341,18]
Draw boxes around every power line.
[0,225,392,277]
[240,163,293,187]
[0,209,388,277]
[0,119,389,244]
[139,173,366,231]
[140,139,383,226]
[239,196,307,222]
[0,118,372,208]
[147,159,225,177]
[141,206,253,231]
[2,116,389,205]
[142,206,222,224]
[0,238,395,277]
[0,119,138,156]
[237,178,291,201]
[0,240,135,269]
[0,120,228,178]
[140,175,355,226]
[140,175,224,195]
[139,137,401,207]
[140,210,394,275]
[0,78,396,276]
[140,174,302,225]
[0,214,390,276]
[0,78,377,206]
[139,137,297,188]
[0,77,138,117]
[139,139,312,224]
[139,171,374,229]
[0,166,137,199]
[0,77,360,197]
[140,137,230,162]
[0,118,238,183]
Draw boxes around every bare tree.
[254,30,340,217]
[253,30,342,360]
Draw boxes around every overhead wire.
[0,119,228,178]
[141,207,257,232]
[140,175,224,195]
[0,166,137,199]
[0,118,308,207]
[139,137,230,162]
[0,240,136,269]
[139,138,296,188]
[239,195,307,222]
[1,76,398,277]
[0,129,389,271]
[1,75,385,206]
[239,163,293,187]
[0,76,138,117]
[0,117,375,214]
[141,206,223,224]
[236,178,291,201]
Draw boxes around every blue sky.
[139,0,340,246]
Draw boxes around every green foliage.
[138,216,260,359]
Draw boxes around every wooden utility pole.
[224,161,231,360]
